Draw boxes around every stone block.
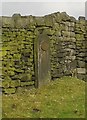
[9,80,20,87]
[20,81,34,86]
[2,17,14,28]
[35,17,45,26]
[78,16,85,21]
[70,32,75,37]
[21,74,32,82]
[77,53,85,57]
[4,88,16,94]
[76,34,84,40]
[2,81,9,88]
[53,23,60,30]
[58,12,70,22]
[12,14,23,28]
[77,61,85,68]
[62,31,70,37]
[4,76,12,81]
[70,16,76,22]
[44,16,53,27]
[77,68,86,74]
[68,26,74,32]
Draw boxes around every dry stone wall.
[0,12,86,94]
[75,17,87,80]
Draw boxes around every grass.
[2,76,85,118]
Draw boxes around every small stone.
[4,88,16,94]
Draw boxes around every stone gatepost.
[34,32,51,88]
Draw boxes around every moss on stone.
[20,81,34,87]
[4,88,16,94]
[9,80,20,87]
[2,81,9,88]
[76,34,84,40]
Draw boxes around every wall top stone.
[78,16,86,21]
[0,12,86,29]
[0,12,78,28]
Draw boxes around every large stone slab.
[34,32,51,87]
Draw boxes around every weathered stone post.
[34,32,51,88]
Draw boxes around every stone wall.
[75,17,87,80]
[49,13,76,79]
[0,12,86,94]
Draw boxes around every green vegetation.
[2,77,85,118]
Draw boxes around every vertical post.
[34,32,51,88]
